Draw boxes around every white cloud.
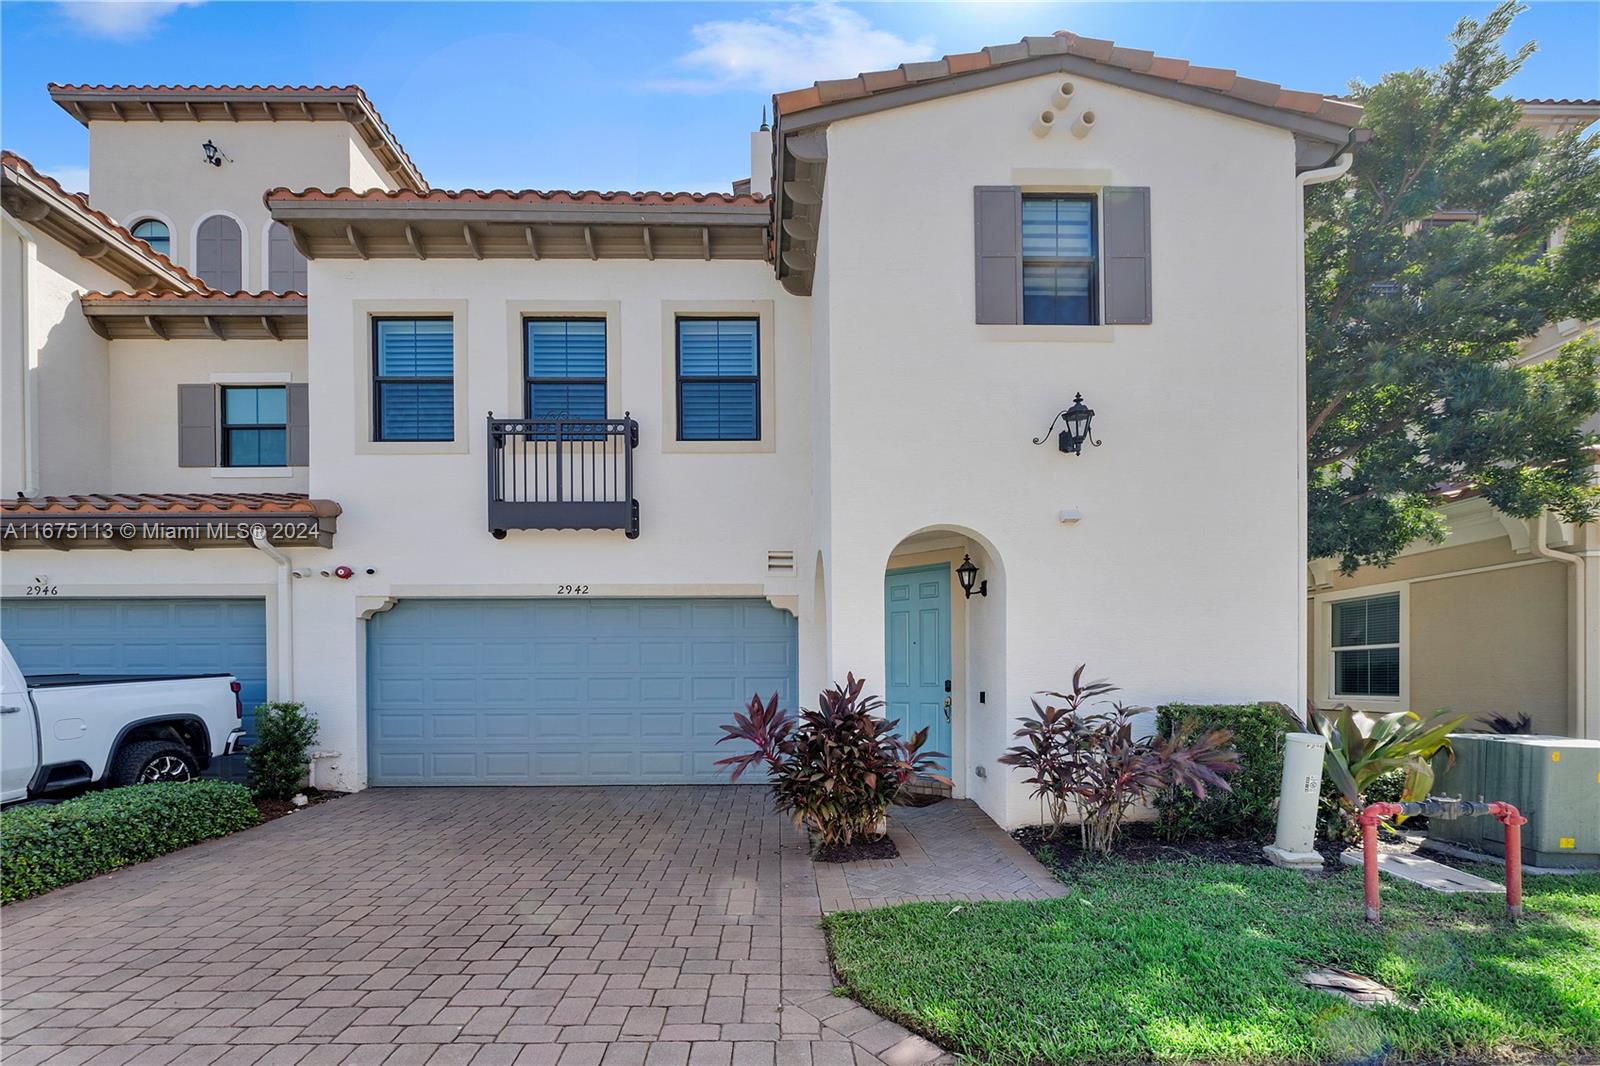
[653,2,936,94]
[42,164,91,195]
[56,1,203,40]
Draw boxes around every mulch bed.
[1013,822,1349,874]
[813,836,899,863]
[255,788,346,823]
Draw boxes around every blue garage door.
[0,598,267,735]
[367,598,798,785]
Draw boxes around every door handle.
[0,705,22,715]
[942,697,952,722]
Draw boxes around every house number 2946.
[556,585,590,595]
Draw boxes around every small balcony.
[487,414,640,539]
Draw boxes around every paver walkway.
[1,787,1057,1066]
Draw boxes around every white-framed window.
[1330,592,1401,699]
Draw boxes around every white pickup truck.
[1,639,246,804]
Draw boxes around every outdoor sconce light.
[201,140,227,167]
[1032,392,1102,455]
[956,554,988,599]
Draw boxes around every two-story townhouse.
[1305,98,1600,744]
[2,31,1365,829]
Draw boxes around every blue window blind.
[221,386,286,467]
[374,318,453,441]
[131,219,170,257]
[677,318,759,441]
[1021,196,1097,325]
[526,319,606,421]
[1332,594,1401,698]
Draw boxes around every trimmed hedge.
[1,781,258,903]
[1155,702,1296,842]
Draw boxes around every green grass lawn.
[824,860,1600,1064]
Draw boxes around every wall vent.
[766,550,796,575]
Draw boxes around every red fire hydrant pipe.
[1488,802,1527,918]
[1358,802,1404,923]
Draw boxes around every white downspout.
[250,526,294,702]
[10,221,43,496]
[1294,152,1354,718]
[1528,512,1591,738]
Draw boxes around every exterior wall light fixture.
[202,140,228,167]
[1033,393,1101,455]
[956,554,988,599]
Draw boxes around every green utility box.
[1429,734,1600,869]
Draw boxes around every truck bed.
[24,672,233,688]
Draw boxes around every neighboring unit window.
[221,386,287,467]
[1331,594,1401,698]
[676,318,758,441]
[373,318,454,442]
[267,222,308,293]
[131,218,170,257]
[196,214,242,291]
[1022,195,1097,325]
[525,319,606,420]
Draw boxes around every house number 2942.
[556,585,590,595]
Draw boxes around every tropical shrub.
[246,701,319,801]
[1483,712,1533,734]
[1312,705,1469,828]
[1,781,258,903]
[716,674,947,847]
[1155,702,1298,842]
[998,666,1240,854]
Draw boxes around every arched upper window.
[131,218,170,257]
[196,214,242,291]
[267,222,308,293]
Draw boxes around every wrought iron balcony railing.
[487,414,639,539]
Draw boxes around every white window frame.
[1312,580,1409,712]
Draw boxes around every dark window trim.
[675,316,761,442]
[372,315,455,443]
[219,384,287,468]
[523,316,608,419]
[1021,192,1099,326]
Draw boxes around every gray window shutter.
[177,384,217,467]
[1103,187,1152,324]
[268,222,308,293]
[285,383,310,466]
[196,214,242,291]
[974,186,1022,324]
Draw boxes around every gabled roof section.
[1,150,206,292]
[774,31,1364,132]
[266,186,771,262]
[769,30,1368,297]
[47,84,427,192]
[80,290,307,341]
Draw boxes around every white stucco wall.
[87,120,396,291]
[813,72,1308,827]
[107,338,309,494]
[0,216,121,498]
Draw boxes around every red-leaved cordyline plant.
[998,665,1240,854]
[716,673,949,848]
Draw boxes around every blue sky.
[3,1,1596,195]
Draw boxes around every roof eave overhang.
[771,53,1365,296]
[79,297,308,341]
[2,165,197,292]
[48,87,427,193]
[268,199,771,227]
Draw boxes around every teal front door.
[884,564,952,769]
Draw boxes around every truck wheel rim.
[141,756,191,783]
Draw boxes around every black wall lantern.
[201,140,227,167]
[956,554,987,599]
[1033,392,1102,455]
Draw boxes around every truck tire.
[109,740,198,787]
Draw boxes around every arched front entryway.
[881,526,1006,804]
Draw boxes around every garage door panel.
[1,597,268,736]
[367,597,796,785]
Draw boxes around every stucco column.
[1582,549,1600,740]
[825,540,888,698]
[287,577,366,792]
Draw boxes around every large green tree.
[1306,1,1600,573]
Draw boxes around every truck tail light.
[230,680,243,719]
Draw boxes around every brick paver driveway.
[3,786,1060,1066]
